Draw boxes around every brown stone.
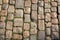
[52,19,58,24]
[51,2,57,6]
[32,4,37,10]
[1,16,6,22]
[3,0,9,3]
[44,0,50,2]
[51,7,57,12]
[45,22,51,27]
[32,0,38,3]
[0,29,5,34]
[46,37,51,40]
[38,1,44,6]
[45,9,51,12]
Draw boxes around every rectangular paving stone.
[38,20,45,31]
[15,0,24,8]
[9,0,15,4]
[45,3,51,8]
[0,29,5,34]
[15,9,23,18]
[51,7,57,12]
[0,5,1,11]
[0,0,2,4]
[45,9,51,13]
[32,0,38,3]
[14,18,23,26]
[3,0,9,3]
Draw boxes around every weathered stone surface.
[14,18,23,26]
[1,10,7,16]
[0,5,1,11]
[0,34,5,40]
[45,3,51,8]
[51,2,57,6]
[45,9,51,12]
[8,5,14,13]
[58,15,60,21]
[2,4,8,10]
[38,1,44,6]
[24,23,30,30]
[10,0,15,4]
[31,22,37,29]
[45,13,51,22]
[52,32,59,40]
[24,38,29,40]
[58,6,60,14]
[13,34,22,39]
[45,22,51,27]
[0,22,5,29]
[32,0,38,3]
[51,12,57,18]
[46,28,51,35]
[44,0,50,2]
[38,7,44,14]
[31,11,37,22]
[0,29,5,34]
[13,27,22,33]
[24,7,30,14]
[15,9,23,17]
[0,0,2,4]
[25,0,31,7]
[8,13,14,20]
[3,0,9,3]
[38,14,44,19]
[51,7,57,12]
[6,30,12,38]
[23,31,29,38]
[30,35,37,40]
[46,37,51,40]
[52,19,58,24]
[15,0,24,8]
[52,25,59,32]
[1,16,6,22]
[6,21,13,30]
[32,4,37,10]
[38,31,45,40]
[30,28,37,34]
[24,14,30,22]
[38,20,45,30]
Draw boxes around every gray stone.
[45,3,51,8]
[38,1,44,6]
[15,0,24,8]
[52,19,58,24]
[0,34,5,40]
[30,35,37,40]
[46,37,51,40]
[45,9,51,12]
[2,4,8,10]
[51,7,57,12]
[0,0,2,4]
[10,0,15,4]
[24,38,29,40]
[0,5,1,11]
[38,31,45,40]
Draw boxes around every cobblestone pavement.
[0,0,60,40]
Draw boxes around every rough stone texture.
[0,0,60,40]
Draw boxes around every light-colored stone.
[24,7,30,14]
[24,23,30,30]
[6,21,13,30]
[45,13,51,22]
[0,0,2,4]
[46,37,51,40]
[15,0,24,8]
[14,18,23,26]
[25,0,31,7]
[32,4,37,10]
[30,28,37,34]
[13,27,22,33]
[51,12,57,18]
[58,15,60,21]
[45,3,51,8]
[3,0,9,3]
[38,1,44,6]
[46,28,51,35]
[10,0,15,4]
[24,14,30,22]
[0,5,1,11]
[52,19,58,24]
[38,20,45,31]
[1,16,6,22]
[52,25,59,32]
[51,7,57,12]
[8,13,14,20]
[8,5,14,13]
[15,9,23,17]
[13,34,22,39]
[0,29,5,34]
[51,2,57,6]
[32,0,38,3]
[38,7,44,14]
[45,9,51,12]
[24,38,29,40]
[45,22,51,27]
[23,31,29,38]
[6,30,12,38]
[31,22,37,29]
[58,6,60,14]
[44,0,50,2]
[31,11,37,22]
